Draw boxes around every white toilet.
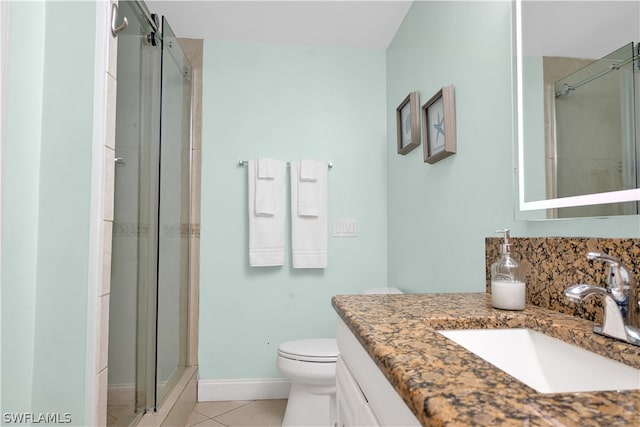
[276,338,339,426]
[276,287,403,427]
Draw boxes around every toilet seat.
[277,338,338,363]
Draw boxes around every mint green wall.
[386,1,639,296]
[2,0,46,412]
[387,1,515,293]
[2,1,96,423]
[199,41,387,379]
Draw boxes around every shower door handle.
[111,3,128,37]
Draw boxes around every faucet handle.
[586,252,632,291]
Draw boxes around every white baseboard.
[197,378,291,402]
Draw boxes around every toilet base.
[282,382,336,427]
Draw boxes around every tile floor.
[106,403,138,427]
[186,400,287,427]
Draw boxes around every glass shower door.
[155,16,192,405]
[108,1,160,424]
[109,2,193,422]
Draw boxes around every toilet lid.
[277,338,338,363]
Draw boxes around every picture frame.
[422,85,456,164]
[396,91,420,155]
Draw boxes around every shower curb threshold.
[136,367,198,427]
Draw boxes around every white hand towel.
[297,159,321,217]
[291,160,328,269]
[299,159,318,181]
[257,158,274,179]
[248,159,286,267]
[255,158,277,216]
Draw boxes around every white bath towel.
[291,160,328,269]
[248,159,286,266]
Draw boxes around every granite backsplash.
[485,237,640,328]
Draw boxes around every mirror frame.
[514,0,640,212]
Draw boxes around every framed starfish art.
[422,85,456,164]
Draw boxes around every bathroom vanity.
[336,319,421,426]
[332,293,640,426]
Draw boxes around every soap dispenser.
[491,229,526,310]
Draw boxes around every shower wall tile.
[188,233,200,367]
[103,146,115,222]
[101,220,113,296]
[181,38,202,151]
[96,366,108,427]
[188,230,200,280]
[191,85,202,151]
[191,148,201,225]
[544,158,555,201]
[188,311,199,367]
[97,294,110,372]
[96,8,118,425]
[179,311,189,366]
[105,75,117,150]
[180,37,203,369]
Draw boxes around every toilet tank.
[363,287,403,295]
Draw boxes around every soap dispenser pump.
[491,229,526,310]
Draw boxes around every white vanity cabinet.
[336,355,380,426]
[335,319,422,427]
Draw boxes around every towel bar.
[238,160,333,169]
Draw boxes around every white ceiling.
[145,0,414,49]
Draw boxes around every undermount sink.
[439,328,640,393]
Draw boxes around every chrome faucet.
[565,253,640,347]
[586,252,632,316]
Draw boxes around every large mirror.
[515,0,640,218]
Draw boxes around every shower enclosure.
[108,1,192,425]
[549,42,639,217]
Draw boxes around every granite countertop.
[332,293,640,427]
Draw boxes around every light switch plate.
[333,219,357,237]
